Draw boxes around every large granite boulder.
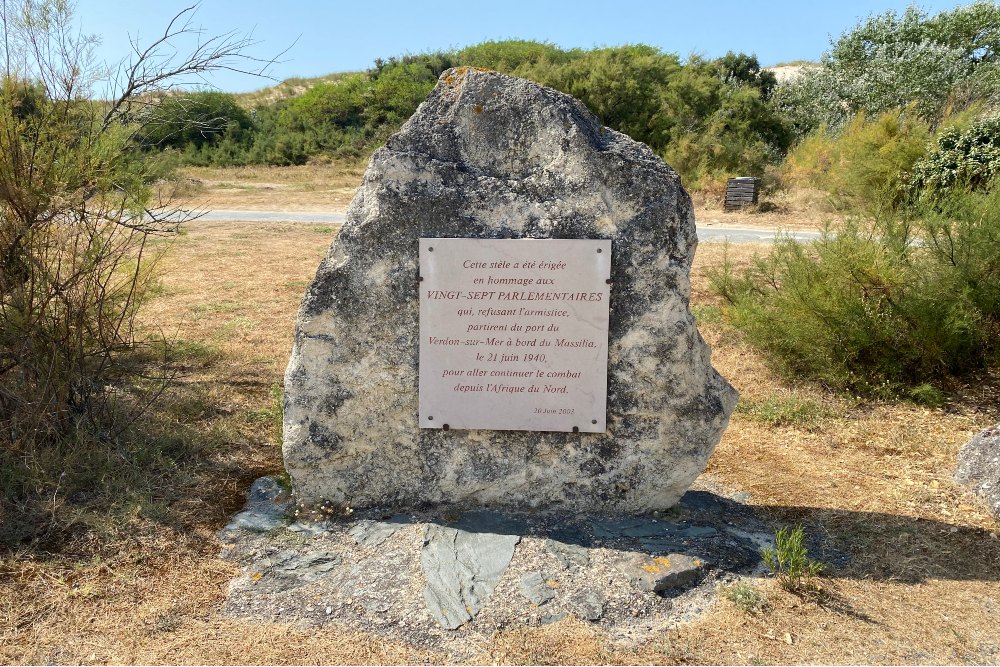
[955,424,1000,520]
[283,67,737,512]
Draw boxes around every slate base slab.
[219,479,789,655]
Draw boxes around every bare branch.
[99,4,287,133]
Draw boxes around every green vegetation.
[0,0,263,545]
[761,525,825,593]
[911,113,1000,197]
[734,396,833,428]
[775,1,1000,135]
[723,581,770,614]
[711,190,1000,396]
[783,108,931,212]
[710,3,1000,398]
[153,42,790,187]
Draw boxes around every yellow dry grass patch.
[3,200,999,663]
[171,162,367,212]
[171,164,841,232]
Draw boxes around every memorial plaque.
[419,238,611,432]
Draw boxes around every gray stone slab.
[566,588,604,621]
[545,538,590,569]
[421,521,521,629]
[249,549,343,590]
[519,571,555,606]
[223,476,294,533]
[616,552,706,593]
[349,514,411,547]
[287,521,328,536]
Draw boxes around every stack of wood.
[723,177,761,211]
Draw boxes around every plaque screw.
[592,419,598,424]
[605,278,613,285]
[443,424,450,431]
[428,246,434,252]
[572,426,580,433]
[428,416,433,421]
[596,248,602,253]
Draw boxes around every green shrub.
[911,113,1000,197]
[154,40,794,184]
[710,187,1000,395]
[761,525,825,593]
[141,91,253,150]
[455,40,571,71]
[1,0,262,544]
[783,108,930,212]
[723,581,770,613]
[775,3,1000,137]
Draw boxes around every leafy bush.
[1,0,264,541]
[711,186,1000,395]
[783,108,930,211]
[911,113,1000,197]
[141,91,252,151]
[158,41,793,185]
[1,74,162,448]
[776,2,1000,137]
[761,525,825,593]
[454,40,571,71]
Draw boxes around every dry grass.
[2,177,1000,663]
[173,164,841,232]
[694,186,841,231]
[171,162,367,211]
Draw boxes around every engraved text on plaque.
[418,238,611,432]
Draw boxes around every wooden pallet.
[723,177,761,211]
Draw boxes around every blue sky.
[74,0,968,92]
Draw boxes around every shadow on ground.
[754,502,1000,584]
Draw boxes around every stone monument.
[955,423,1000,520]
[283,67,737,512]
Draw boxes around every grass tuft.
[735,396,834,428]
[723,581,770,614]
[761,525,825,594]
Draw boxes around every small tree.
[0,0,271,457]
[775,2,1000,137]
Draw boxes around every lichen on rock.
[283,67,737,512]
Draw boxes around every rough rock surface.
[421,511,523,629]
[222,476,294,533]
[616,553,707,593]
[219,481,774,656]
[519,571,556,605]
[955,424,1000,520]
[283,67,737,511]
[349,514,411,547]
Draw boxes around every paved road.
[696,225,822,243]
[197,209,822,243]
[197,209,347,224]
